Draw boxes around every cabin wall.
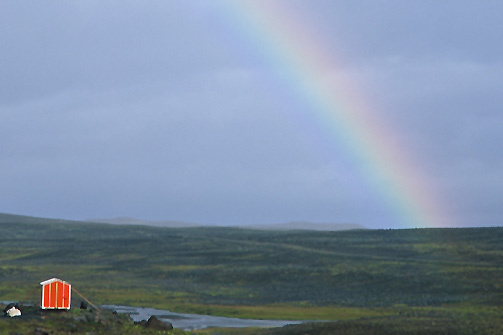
[41,281,71,309]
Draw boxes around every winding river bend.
[102,305,303,331]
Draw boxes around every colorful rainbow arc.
[221,1,454,228]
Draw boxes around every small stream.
[102,305,303,331]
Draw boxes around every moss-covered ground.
[1,214,502,334]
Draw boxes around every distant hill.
[85,217,201,228]
[242,221,366,231]
[1,212,365,231]
[86,218,366,231]
[0,212,81,225]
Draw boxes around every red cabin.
[40,278,71,309]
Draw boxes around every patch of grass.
[161,303,391,321]
[1,219,503,333]
[261,305,503,335]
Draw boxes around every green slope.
[2,214,502,335]
[1,216,502,310]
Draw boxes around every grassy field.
[1,213,502,334]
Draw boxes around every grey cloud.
[2,1,502,228]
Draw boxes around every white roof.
[40,278,70,286]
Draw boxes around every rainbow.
[220,1,453,228]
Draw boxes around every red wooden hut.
[40,278,71,309]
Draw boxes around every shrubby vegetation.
[1,214,502,334]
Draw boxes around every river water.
[102,305,303,331]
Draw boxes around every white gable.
[40,278,65,286]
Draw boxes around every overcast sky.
[1,1,502,229]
